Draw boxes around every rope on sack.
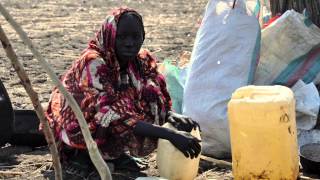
[232,0,237,9]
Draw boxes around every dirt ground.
[0,0,233,179]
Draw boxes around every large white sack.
[183,0,260,158]
[292,80,320,130]
[254,10,320,86]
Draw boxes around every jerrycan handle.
[249,92,280,99]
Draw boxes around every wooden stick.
[0,4,112,180]
[0,162,51,169]
[298,175,314,180]
[0,25,62,180]
[232,0,237,9]
[200,155,232,169]
[0,171,25,175]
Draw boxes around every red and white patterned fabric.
[44,7,172,159]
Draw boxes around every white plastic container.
[157,123,201,180]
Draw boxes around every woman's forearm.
[132,121,175,141]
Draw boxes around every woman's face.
[115,14,144,66]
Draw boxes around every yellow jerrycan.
[228,85,299,180]
[157,123,201,180]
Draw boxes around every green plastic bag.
[161,60,184,113]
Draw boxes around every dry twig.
[112,173,136,180]
[299,175,314,180]
[30,162,51,175]
[0,170,25,175]
[200,155,232,169]
[0,162,50,169]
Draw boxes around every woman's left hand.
[167,111,200,132]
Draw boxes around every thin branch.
[232,0,237,9]
[200,155,232,169]
[299,175,314,180]
[0,171,25,175]
[0,3,112,180]
[0,162,51,169]
[0,25,62,180]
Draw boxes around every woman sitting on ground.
[44,7,201,178]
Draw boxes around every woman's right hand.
[133,121,201,158]
[169,131,201,159]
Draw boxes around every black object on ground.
[0,79,14,146]
[300,143,320,175]
[9,109,47,147]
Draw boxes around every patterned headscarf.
[89,8,145,60]
[85,7,146,86]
